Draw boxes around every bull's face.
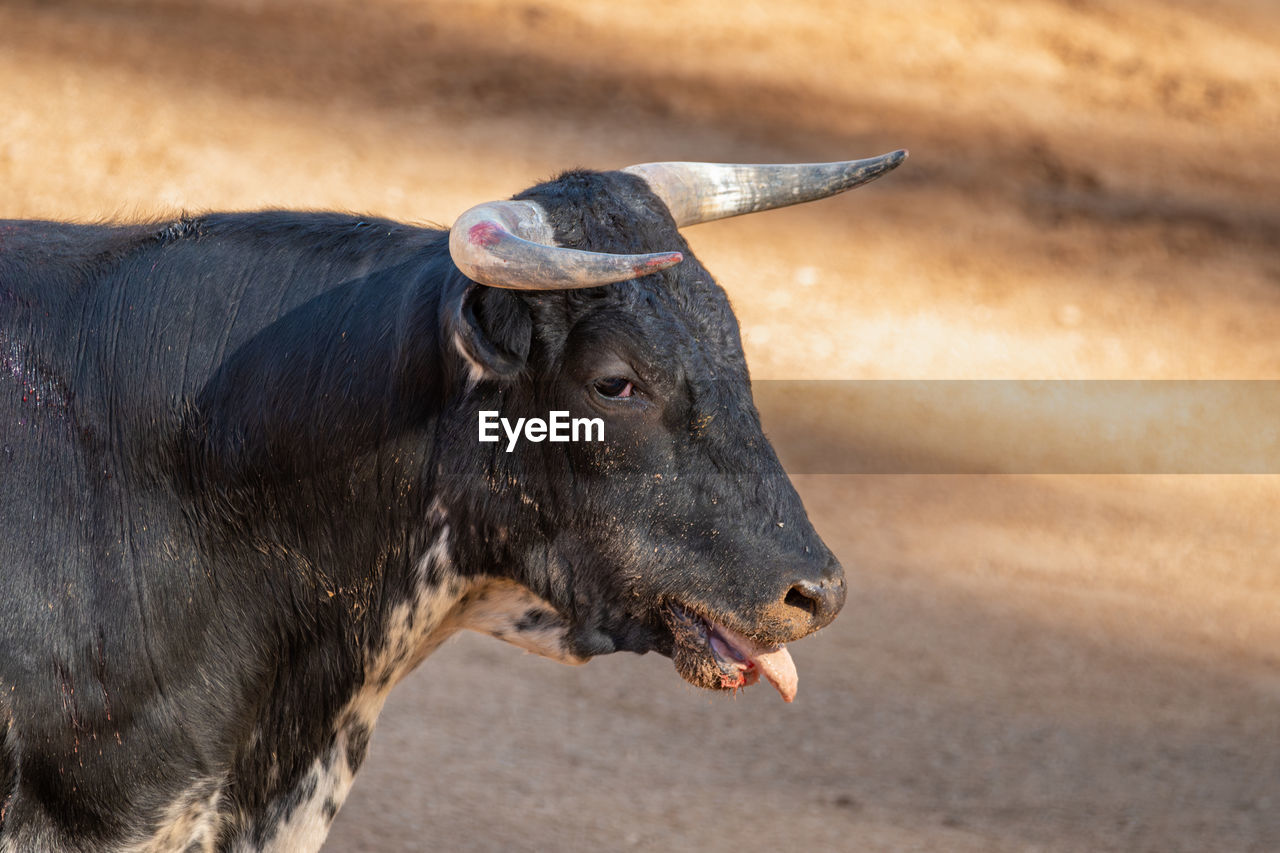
[439,154,904,700]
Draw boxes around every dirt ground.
[3,1,1279,850]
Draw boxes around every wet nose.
[782,565,846,629]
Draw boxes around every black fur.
[0,170,844,849]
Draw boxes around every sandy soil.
[2,1,1278,850]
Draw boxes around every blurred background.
[2,0,1278,849]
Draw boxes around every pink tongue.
[714,624,799,703]
[753,646,798,703]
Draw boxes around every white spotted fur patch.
[120,780,224,853]
[238,523,583,851]
[239,735,357,853]
[451,579,586,665]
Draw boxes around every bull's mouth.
[661,604,799,702]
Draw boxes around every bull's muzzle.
[760,558,847,641]
[784,570,847,630]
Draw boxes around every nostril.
[784,584,821,618]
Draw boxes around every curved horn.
[449,199,683,290]
[623,149,908,228]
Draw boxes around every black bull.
[0,153,904,851]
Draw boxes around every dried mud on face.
[2,1,1278,850]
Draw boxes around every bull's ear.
[450,283,532,382]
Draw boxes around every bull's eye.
[594,377,634,399]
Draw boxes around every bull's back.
[0,211,447,659]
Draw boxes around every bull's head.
[437,152,905,701]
